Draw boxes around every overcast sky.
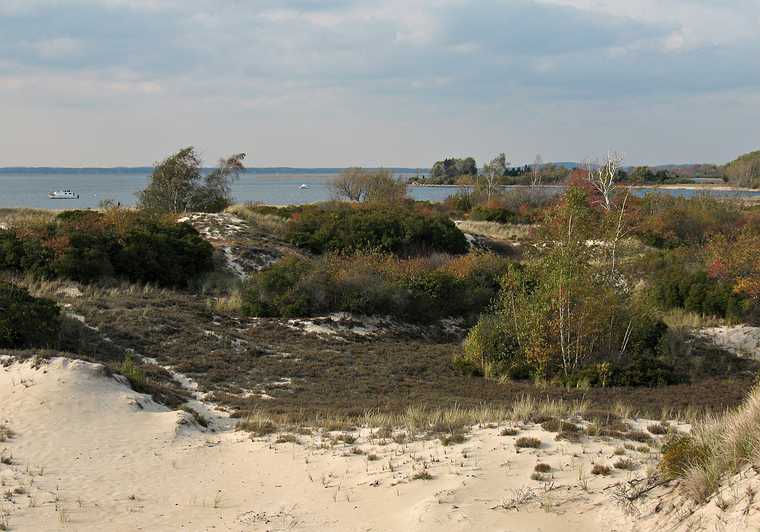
[1,0,759,167]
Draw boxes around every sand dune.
[0,356,700,531]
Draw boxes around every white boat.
[48,190,79,199]
[299,184,311,189]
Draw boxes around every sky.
[1,0,759,167]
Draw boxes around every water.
[1,171,759,209]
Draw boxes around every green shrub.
[0,214,213,288]
[0,283,60,348]
[119,353,146,389]
[286,204,468,256]
[242,252,507,323]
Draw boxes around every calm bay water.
[1,171,759,209]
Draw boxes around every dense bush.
[647,252,748,320]
[0,210,213,287]
[286,204,468,256]
[241,252,508,323]
[0,283,60,348]
[633,194,744,248]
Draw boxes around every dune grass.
[660,383,760,502]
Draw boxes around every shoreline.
[408,182,759,193]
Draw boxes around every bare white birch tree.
[482,153,508,201]
[584,151,624,211]
[531,154,543,188]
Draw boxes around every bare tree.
[584,151,624,211]
[329,168,369,201]
[482,153,508,201]
[329,168,406,203]
[531,154,543,188]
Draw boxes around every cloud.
[1,0,759,165]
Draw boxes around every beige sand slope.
[0,357,688,531]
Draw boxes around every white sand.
[698,325,760,360]
[0,356,726,531]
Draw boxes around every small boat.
[48,190,79,199]
[299,184,311,189]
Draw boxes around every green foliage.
[119,353,146,389]
[0,283,60,348]
[649,252,747,320]
[724,150,760,188]
[286,204,468,256]
[459,187,674,387]
[137,147,245,213]
[242,253,508,323]
[634,194,743,248]
[429,157,477,184]
[113,221,214,287]
[0,212,213,288]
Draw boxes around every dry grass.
[0,208,57,229]
[667,384,760,502]
[662,308,724,330]
[225,204,288,235]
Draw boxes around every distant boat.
[299,184,311,189]
[48,190,79,199]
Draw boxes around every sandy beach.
[0,356,685,531]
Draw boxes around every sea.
[1,169,759,209]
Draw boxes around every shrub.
[242,252,507,323]
[0,213,213,288]
[119,353,146,389]
[286,204,468,256]
[515,437,541,449]
[0,283,60,348]
[634,195,743,248]
[647,423,669,435]
[613,458,637,470]
[540,418,561,432]
[659,433,707,479]
[500,427,519,436]
[591,464,611,476]
[534,463,551,473]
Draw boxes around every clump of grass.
[613,446,626,456]
[540,418,561,432]
[335,433,357,445]
[515,437,541,449]
[591,464,611,476]
[555,431,584,443]
[614,458,637,471]
[367,453,379,461]
[0,425,14,443]
[412,470,433,481]
[500,427,519,436]
[238,410,277,437]
[530,472,548,481]
[534,463,551,473]
[625,431,653,444]
[119,353,146,389]
[647,423,669,435]
[440,432,467,446]
[275,433,299,444]
[659,433,707,479]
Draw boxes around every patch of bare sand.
[0,357,681,531]
[698,325,760,360]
